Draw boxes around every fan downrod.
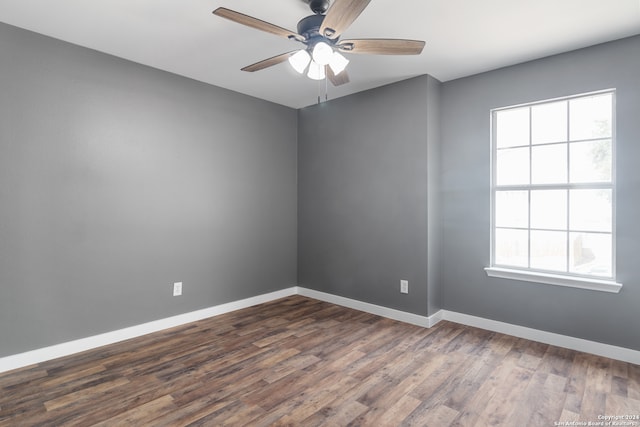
[308,0,329,14]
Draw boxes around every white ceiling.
[1,0,639,109]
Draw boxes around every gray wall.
[440,35,640,350]
[298,75,441,316]
[0,23,297,357]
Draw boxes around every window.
[486,90,622,293]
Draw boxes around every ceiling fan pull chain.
[325,73,329,102]
[317,76,326,104]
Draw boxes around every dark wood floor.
[1,296,639,426]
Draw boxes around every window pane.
[531,190,567,230]
[570,232,612,277]
[569,139,612,183]
[497,147,529,185]
[496,107,529,148]
[569,93,612,141]
[530,230,567,272]
[495,228,528,267]
[531,143,567,184]
[496,191,528,228]
[569,189,612,232]
[532,100,567,144]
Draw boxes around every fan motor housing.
[297,14,323,39]
[297,14,339,48]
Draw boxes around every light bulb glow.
[307,60,326,80]
[288,50,311,74]
[312,42,333,66]
[328,52,349,75]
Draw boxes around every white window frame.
[485,89,622,293]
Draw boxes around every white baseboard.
[440,310,640,366]
[0,287,297,374]
[296,287,441,328]
[298,289,640,364]
[2,287,638,373]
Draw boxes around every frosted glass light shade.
[328,52,349,75]
[288,50,311,74]
[312,42,333,66]
[307,60,326,80]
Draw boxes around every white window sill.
[484,267,623,293]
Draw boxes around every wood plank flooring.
[1,295,639,426]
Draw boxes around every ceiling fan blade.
[337,39,426,55]
[320,0,372,39]
[241,49,300,73]
[241,51,298,72]
[213,7,302,41]
[326,67,350,86]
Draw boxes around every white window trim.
[484,267,622,293]
[488,89,622,293]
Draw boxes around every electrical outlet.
[400,280,409,294]
[173,282,183,296]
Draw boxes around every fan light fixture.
[312,42,333,66]
[288,50,311,74]
[307,60,325,80]
[289,44,349,80]
[328,51,349,75]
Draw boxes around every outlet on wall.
[400,280,409,294]
[173,282,183,296]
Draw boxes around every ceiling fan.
[213,0,426,86]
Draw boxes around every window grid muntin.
[491,89,615,280]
